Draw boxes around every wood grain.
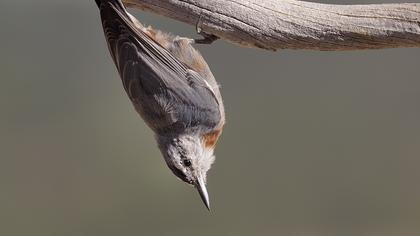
[123,0,420,51]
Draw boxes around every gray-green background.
[1,0,419,235]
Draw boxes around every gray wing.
[98,1,221,133]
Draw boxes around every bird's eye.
[183,159,192,167]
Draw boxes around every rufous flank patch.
[203,129,222,148]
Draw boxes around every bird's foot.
[194,16,219,44]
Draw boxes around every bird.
[94,0,225,210]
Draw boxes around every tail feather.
[95,0,131,24]
[95,0,125,10]
[94,0,101,7]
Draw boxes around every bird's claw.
[194,15,219,44]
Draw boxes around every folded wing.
[98,1,221,133]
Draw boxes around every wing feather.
[99,1,221,133]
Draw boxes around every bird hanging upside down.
[94,0,225,210]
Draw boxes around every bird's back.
[96,0,225,133]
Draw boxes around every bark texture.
[123,0,420,51]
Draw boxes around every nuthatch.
[95,0,225,210]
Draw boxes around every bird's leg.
[194,16,219,44]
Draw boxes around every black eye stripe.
[177,149,191,167]
[169,164,186,180]
[178,147,186,156]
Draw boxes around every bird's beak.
[195,174,210,211]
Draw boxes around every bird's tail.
[94,0,133,26]
[94,0,126,11]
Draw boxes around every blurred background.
[1,0,419,235]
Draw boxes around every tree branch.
[123,0,420,51]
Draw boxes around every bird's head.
[157,132,221,210]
